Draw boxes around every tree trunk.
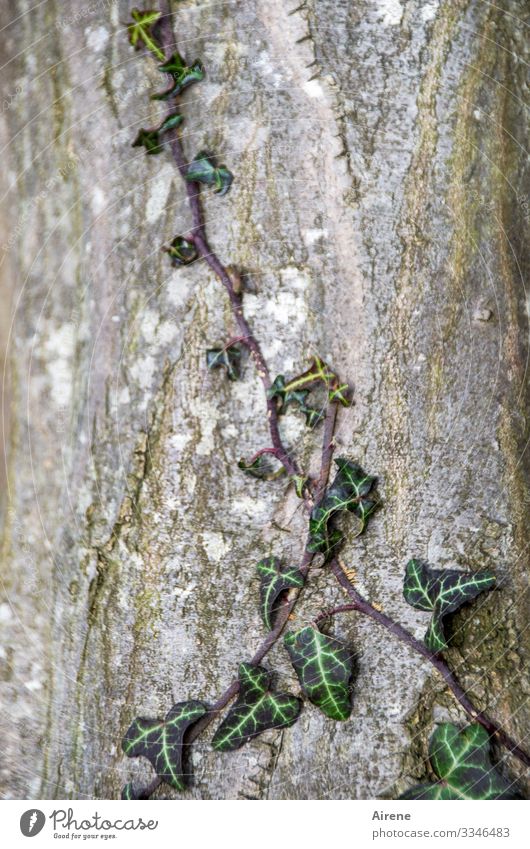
[1,0,529,799]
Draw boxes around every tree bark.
[0,0,529,799]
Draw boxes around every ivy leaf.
[127,9,165,61]
[268,375,324,428]
[284,626,353,720]
[132,113,183,155]
[206,346,241,381]
[153,52,205,100]
[238,455,285,481]
[256,557,305,630]
[185,151,233,195]
[121,783,138,800]
[403,560,496,653]
[401,723,521,799]
[122,700,207,790]
[290,474,309,498]
[269,356,352,427]
[307,458,378,559]
[163,236,197,266]
[212,663,301,751]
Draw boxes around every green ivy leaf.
[268,375,324,428]
[284,626,353,720]
[238,455,285,481]
[153,52,205,100]
[127,8,165,61]
[307,458,377,559]
[185,151,233,195]
[403,560,496,653]
[401,723,521,799]
[212,663,301,751]
[121,783,138,800]
[256,556,305,630]
[291,474,309,498]
[269,356,352,428]
[163,236,197,266]
[132,113,183,155]
[122,700,207,790]
[206,346,241,381]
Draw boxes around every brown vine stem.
[157,2,301,481]
[328,560,530,769]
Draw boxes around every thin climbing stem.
[157,2,300,480]
[328,560,530,768]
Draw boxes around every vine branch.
[327,560,530,768]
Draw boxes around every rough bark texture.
[0,0,529,800]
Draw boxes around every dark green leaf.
[212,662,301,751]
[122,700,207,790]
[132,113,183,155]
[401,723,521,799]
[307,458,378,559]
[291,475,309,498]
[185,151,233,195]
[269,356,352,426]
[206,346,241,381]
[284,625,353,720]
[121,783,138,800]
[163,236,197,266]
[153,52,205,100]
[256,556,305,630]
[403,560,496,652]
[127,8,165,61]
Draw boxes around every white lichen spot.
[140,309,159,344]
[130,355,156,392]
[377,0,403,26]
[304,228,328,245]
[91,186,106,216]
[170,431,192,453]
[86,26,109,52]
[420,2,438,22]
[189,396,220,455]
[45,323,75,407]
[146,164,174,224]
[304,79,325,99]
[201,531,231,562]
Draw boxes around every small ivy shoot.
[206,346,242,381]
[185,151,233,195]
[153,52,205,100]
[127,8,165,61]
[132,113,183,155]
[162,236,198,266]
[308,458,378,559]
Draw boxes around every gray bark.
[1,0,529,799]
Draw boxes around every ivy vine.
[119,3,529,800]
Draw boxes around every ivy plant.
[116,2,530,800]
